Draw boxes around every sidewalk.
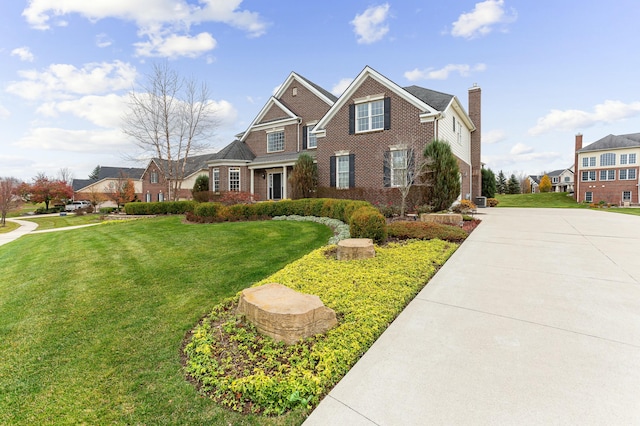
[0,218,39,247]
[304,208,640,425]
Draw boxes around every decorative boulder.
[337,238,375,260]
[237,283,337,345]
[420,213,463,225]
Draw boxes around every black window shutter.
[349,154,356,188]
[383,151,391,187]
[453,116,456,132]
[329,156,336,187]
[349,104,355,134]
[383,97,391,130]
[302,126,308,150]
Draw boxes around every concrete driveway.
[304,208,640,425]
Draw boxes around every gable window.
[267,130,285,153]
[212,168,220,192]
[600,170,615,181]
[564,176,571,182]
[151,171,159,184]
[349,97,390,134]
[585,191,593,202]
[330,153,355,189]
[619,169,636,180]
[229,167,240,192]
[600,153,616,166]
[304,125,317,149]
[582,171,596,181]
[623,191,631,202]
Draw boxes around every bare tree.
[383,137,424,216]
[122,62,219,201]
[0,177,22,226]
[58,167,74,187]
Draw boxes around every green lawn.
[0,221,20,234]
[0,216,332,425]
[495,192,586,208]
[20,213,105,230]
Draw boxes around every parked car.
[65,201,91,211]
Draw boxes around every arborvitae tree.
[192,174,209,193]
[496,170,507,194]
[539,174,552,193]
[507,174,521,194]
[422,139,461,211]
[481,168,496,198]
[289,153,318,199]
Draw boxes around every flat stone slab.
[420,213,463,225]
[337,238,375,260]
[237,283,337,345]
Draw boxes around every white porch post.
[282,166,288,199]
[250,169,255,195]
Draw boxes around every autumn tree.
[496,170,507,194]
[289,153,318,199]
[87,186,107,213]
[422,139,461,211]
[0,177,22,226]
[104,173,136,211]
[18,173,73,211]
[539,174,552,192]
[123,62,219,201]
[481,167,496,198]
[507,174,521,194]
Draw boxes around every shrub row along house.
[574,132,640,205]
[74,66,482,208]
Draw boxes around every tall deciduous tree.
[422,139,461,211]
[481,167,496,198]
[18,174,73,211]
[289,153,318,199]
[0,177,22,226]
[539,174,552,192]
[123,62,219,201]
[496,170,507,194]
[104,173,136,211]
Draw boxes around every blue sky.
[2,0,640,182]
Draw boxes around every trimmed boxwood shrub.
[124,200,196,215]
[387,221,468,243]
[349,206,387,244]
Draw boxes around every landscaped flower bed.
[183,239,458,416]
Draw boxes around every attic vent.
[292,87,298,96]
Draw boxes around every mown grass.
[495,192,586,208]
[20,213,104,230]
[0,216,332,425]
[0,221,20,234]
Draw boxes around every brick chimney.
[574,133,583,201]
[468,84,482,199]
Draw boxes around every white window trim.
[229,167,241,192]
[599,169,615,181]
[582,171,596,181]
[212,168,220,192]
[266,128,285,153]
[306,123,317,149]
[585,191,593,202]
[336,155,350,189]
[622,191,632,202]
[355,99,384,133]
[389,146,409,188]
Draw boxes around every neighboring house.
[529,166,574,193]
[574,133,640,205]
[140,153,217,202]
[72,166,145,207]
[208,66,482,204]
[528,175,540,193]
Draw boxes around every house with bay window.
[208,65,482,206]
[574,133,640,205]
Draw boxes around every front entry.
[268,172,282,200]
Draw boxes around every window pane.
[629,154,637,164]
[620,169,627,180]
[585,192,593,202]
[267,131,284,152]
[590,157,596,166]
[630,169,637,179]
[621,154,628,165]
[229,168,240,192]
[337,156,349,189]
[307,125,317,149]
[582,158,588,167]
[590,171,596,181]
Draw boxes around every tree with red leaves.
[18,173,73,211]
[103,173,136,211]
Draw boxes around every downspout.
[297,118,302,152]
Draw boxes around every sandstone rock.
[237,283,337,345]
[419,213,463,225]
[336,238,375,260]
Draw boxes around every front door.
[269,173,282,200]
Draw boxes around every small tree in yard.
[384,143,419,217]
[539,174,552,192]
[496,170,507,194]
[289,153,318,199]
[422,139,461,212]
[481,167,496,198]
[507,174,521,194]
[104,173,136,211]
[87,186,106,213]
[17,173,73,211]
[0,177,22,226]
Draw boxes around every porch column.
[282,166,288,199]
[250,169,255,195]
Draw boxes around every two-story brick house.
[208,66,482,206]
[574,133,640,205]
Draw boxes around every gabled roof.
[181,153,219,178]
[72,179,93,192]
[98,166,145,180]
[208,140,256,166]
[250,150,316,167]
[240,97,299,141]
[274,71,337,105]
[403,86,454,111]
[579,133,640,152]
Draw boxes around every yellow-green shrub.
[348,206,387,244]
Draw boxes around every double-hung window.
[600,170,615,181]
[391,149,409,187]
[336,155,350,189]
[585,191,593,202]
[267,130,284,153]
[356,100,384,132]
[582,171,596,181]
[619,169,636,180]
[212,168,220,192]
[150,171,159,184]
[229,167,240,192]
[600,153,616,166]
[621,154,628,165]
[307,125,317,149]
[629,153,637,164]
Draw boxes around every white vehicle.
[65,201,91,211]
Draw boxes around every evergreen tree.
[422,139,461,211]
[496,170,507,194]
[507,174,521,194]
[481,168,496,198]
[192,174,209,193]
[89,165,101,180]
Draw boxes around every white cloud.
[96,33,112,48]
[208,99,238,129]
[331,78,353,96]
[529,100,640,135]
[134,32,216,58]
[14,128,132,152]
[404,63,486,81]
[11,46,35,62]
[482,144,562,170]
[482,129,506,144]
[451,0,517,39]
[37,94,129,128]
[0,104,10,119]
[510,142,533,155]
[351,3,390,44]
[6,61,137,101]
[22,0,268,57]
